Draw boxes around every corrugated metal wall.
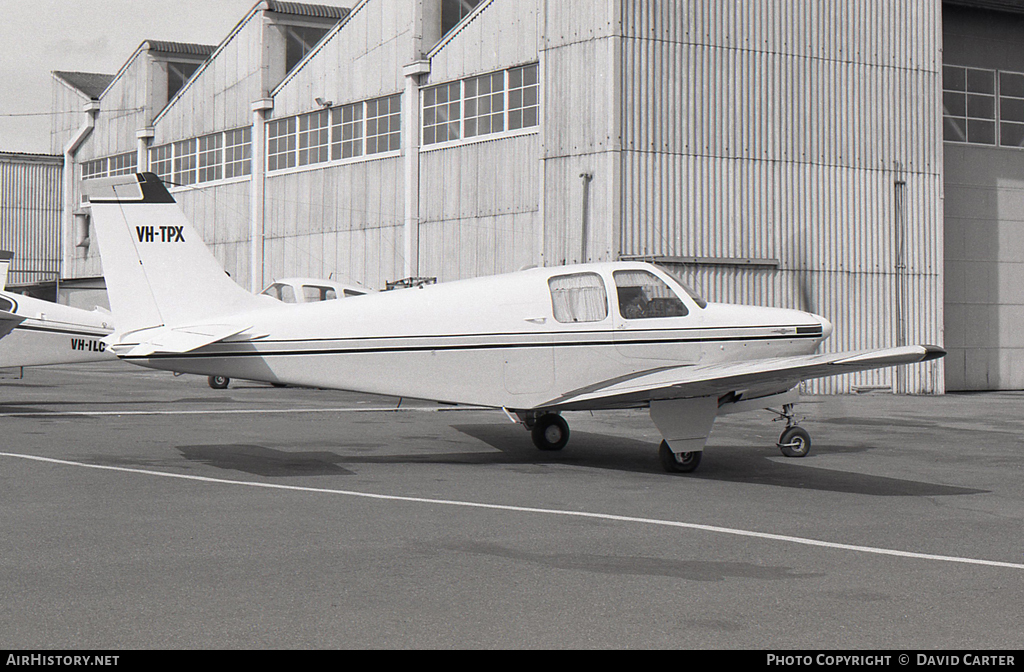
[419,134,540,280]
[173,179,253,288]
[263,159,406,290]
[0,157,63,285]
[610,0,945,393]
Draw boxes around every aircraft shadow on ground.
[452,424,987,497]
[177,424,986,498]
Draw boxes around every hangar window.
[82,152,137,180]
[82,158,107,180]
[173,138,197,186]
[1000,71,1024,148]
[298,109,330,166]
[423,81,462,144]
[549,273,609,324]
[464,72,504,137]
[151,144,173,183]
[268,117,298,171]
[285,25,330,74]
[198,133,222,182]
[167,61,201,100]
[508,64,539,131]
[441,0,483,38]
[108,152,137,176]
[224,127,252,178]
[422,64,539,146]
[365,94,402,154]
[943,65,996,145]
[614,270,688,320]
[331,103,364,159]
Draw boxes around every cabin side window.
[613,270,688,319]
[549,273,608,323]
[302,285,338,302]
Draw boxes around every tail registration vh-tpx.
[82,173,944,473]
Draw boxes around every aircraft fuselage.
[113,262,829,410]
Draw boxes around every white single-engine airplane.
[0,251,116,368]
[82,173,945,473]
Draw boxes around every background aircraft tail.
[82,173,263,337]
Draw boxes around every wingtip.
[921,345,947,362]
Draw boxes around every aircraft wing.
[0,309,26,340]
[542,344,946,410]
[109,323,252,357]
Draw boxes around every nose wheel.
[208,375,230,389]
[774,404,811,457]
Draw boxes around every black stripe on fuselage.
[13,324,111,338]
[119,328,825,361]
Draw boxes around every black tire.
[659,440,702,473]
[531,414,570,451]
[208,375,230,389]
[778,426,811,457]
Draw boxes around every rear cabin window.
[302,285,338,302]
[261,283,297,303]
[549,273,608,323]
[614,270,688,319]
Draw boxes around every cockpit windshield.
[655,265,708,309]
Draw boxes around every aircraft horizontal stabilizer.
[0,309,26,340]
[109,323,251,357]
[543,344,946,410]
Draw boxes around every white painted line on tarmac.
[3,451,1023,571]
[0,406,483,417]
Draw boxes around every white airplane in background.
[209,276,375,388]
[0,251,116,368]
[82,173,945,473]
[0,249,366,381]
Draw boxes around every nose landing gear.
[774,403,811,457]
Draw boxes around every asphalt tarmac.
[2,362,1023,650]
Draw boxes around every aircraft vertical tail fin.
[81,173,263,338]
[0,251,12,289]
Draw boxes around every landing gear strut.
[774,403,811,457]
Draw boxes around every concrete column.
[62,100,99,277]
[136,128,154,172]
[403,60,431,280]
[251,98,273,292]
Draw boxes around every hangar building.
[31,0,1024,394]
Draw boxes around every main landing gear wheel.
[531,414,570,451]
[778,425,811,458]
[659,441,702,473]
[208,375,230,389]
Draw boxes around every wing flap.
[543,345,946,410]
